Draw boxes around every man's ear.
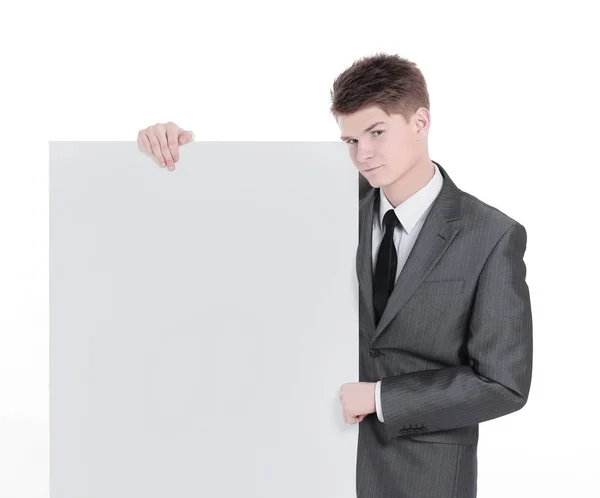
[415,107,430,135]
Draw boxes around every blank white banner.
[49,142,359,498]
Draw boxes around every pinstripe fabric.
[355,161,533,497]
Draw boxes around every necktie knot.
[383,209,400,231]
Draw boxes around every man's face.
[338,105,425,188]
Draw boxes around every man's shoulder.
[458,187,524,233]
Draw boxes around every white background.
[2,0,599,496]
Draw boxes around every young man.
[138,53,533,498]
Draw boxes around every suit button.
[369,348,380,358]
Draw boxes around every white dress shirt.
[372,161,444,422]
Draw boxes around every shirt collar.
[377,161,444,235]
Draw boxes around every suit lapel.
[357,161,462,344]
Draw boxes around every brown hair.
[329,52,430,123]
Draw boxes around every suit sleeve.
[380,223,533,440]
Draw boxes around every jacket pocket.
[409,427,478,445]
[419,278,465,294]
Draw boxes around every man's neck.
[382,158,435,208]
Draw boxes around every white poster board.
[50,142,359,497]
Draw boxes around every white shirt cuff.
[375,380,384,422]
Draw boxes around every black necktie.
[373,209,401,326]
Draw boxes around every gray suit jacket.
[355,161,533,497]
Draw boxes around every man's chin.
[366,177,387,188]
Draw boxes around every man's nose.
[357,146,374,163]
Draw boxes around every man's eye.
[346,131,383,145]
